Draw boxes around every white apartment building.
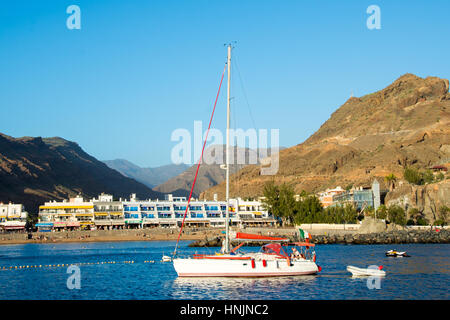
[0,202,28,231]
[37,193,275,231]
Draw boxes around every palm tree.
[385,173,397,191]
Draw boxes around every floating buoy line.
[0,260,159,271]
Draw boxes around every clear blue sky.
[1,0,449,167]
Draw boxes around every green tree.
[376,205,388,220]
[262,181,281,217]
[364,206,375,217]
[343,204,358,223]
[404,167,424,185]
[278,183,297,225]
[408,208,428,226]
[294,195,323,224]
[387,205,407,226]
[423,169,435,184]
[299,190,309,197]
[435,172,445,182]
[26,213,38,231]
[262,182,297,226]
[416,217,429,226]
[323,206,339,224]
[404,167,437,185]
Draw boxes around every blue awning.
[36,223,53,227]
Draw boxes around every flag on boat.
[298,228,312,241]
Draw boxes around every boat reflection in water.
[171,276,317,300]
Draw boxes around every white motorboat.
[162,255,172,262]
[347,265,386,277]
[386,249,410,257]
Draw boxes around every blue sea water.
[0,241,448,300]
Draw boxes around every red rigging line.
[173,64,227,256]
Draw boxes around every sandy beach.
[0,228,225,245]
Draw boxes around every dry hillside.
[202,74,450,204]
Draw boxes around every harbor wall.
[298,223,361,230]
[189,228,450,246]
[1,224,449,245]
[312,229,450,244]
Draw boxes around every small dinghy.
[161,255,172,262]
[385,249,410,257]
[347,265,386,277]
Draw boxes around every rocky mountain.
[384,181,450,222]
[153,145,282,198]
[103,159,189,188]
[202,74,450,218]
[0,134,164,213]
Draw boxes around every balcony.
[206,212,221,218]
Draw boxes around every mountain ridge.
[202,74,450,204]
[154,145,284,198]
[103,159,189,188]
[0,134,164,213]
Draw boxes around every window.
[158,213,171,219]
[157,206,171,211]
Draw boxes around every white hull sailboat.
[173,235,320,277]
[172,45,320,277]
[174,255,319,277]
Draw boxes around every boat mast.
[225,44,231,254]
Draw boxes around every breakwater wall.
[313,229,450,244]
[188,229,450,247]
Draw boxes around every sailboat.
[172,45,320,277]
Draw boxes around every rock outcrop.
[357,217,387,234]
[385,180,450,222]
